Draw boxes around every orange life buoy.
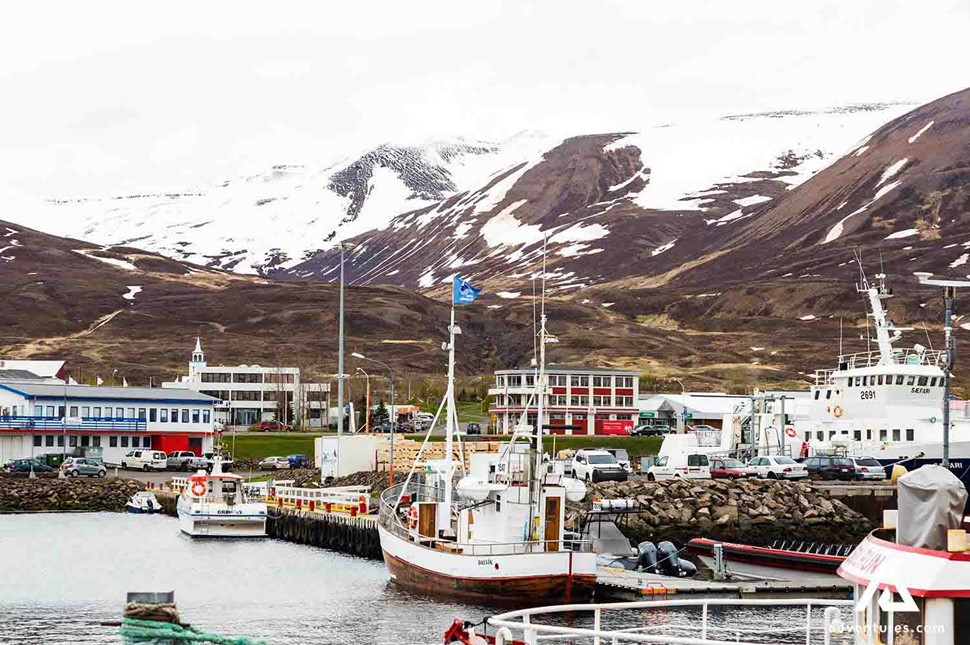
[407,505,419,530]
[833,405,844,418]
[785,426,797,438]
[190,481,207,497]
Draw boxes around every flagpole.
[442,300,457,534]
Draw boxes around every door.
[418,502,437,539]
[544,496,561,551]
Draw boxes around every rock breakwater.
[0,477,142,513]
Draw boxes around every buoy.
[309,499,315,512]
[408,505,419,530]
[785,426,797,438]
[358,495,367,515]
[833,405,844,418]
[190,481,206,497]
[891,464,908,485]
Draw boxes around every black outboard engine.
[635,541,658,573]
[656,540,697,578]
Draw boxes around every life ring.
[190,481,207,497]
[407,505,419,531]
[785,426,797,438]
[833,405,844,418]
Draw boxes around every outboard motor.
[635,541,658,573]
[656,540,697,578]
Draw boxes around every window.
[232,372,262,383]
[906,376,915,386]
[201,372,232,383]
[816,431,824,441]
[171,409,178,422]
[829,431,836,440]
[191,409,200,423]
[69,406,79,417]
[33,405,42,417]
[81,406,90,417]
[46,405,55,417]
[127,407,135,418]
[826,390,832,400]
[570,375,589,388]
[160,408,168,422]
[142,436,151,449]
[138,408,146,420]
[814,390,820,400]
[80,436,89,447]
[202,410,211,423]
[879,429,888,441]
[92,436,101,447]
[930,377,938,387]
[854,430,862,441]
[69,436,77,447]
[45,435,54,447]
[866,429,873,440]
[121,436,129,447]
[33,435,42,447]
[892,429,901,442]
[149,408,157,422]
[57,436,64,446]
[917,376,929,387]
[876,375,882,385]
[896,375,904,385]
[906,428,914,441]
[109,436,117,447]
[496,376,505,387]
[133,437,142,448]
[92,406,101,418]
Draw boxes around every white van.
[121,449,168,472]
[646,453,712,480]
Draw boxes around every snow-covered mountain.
[11,103,913,283]
[28,133,555,273]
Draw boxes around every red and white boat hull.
[379,525,596,603]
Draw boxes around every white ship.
[176,457,267,537]
[377,275,597,603]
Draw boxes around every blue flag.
[452,276,481,305]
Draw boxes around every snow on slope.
[607,103,913,211]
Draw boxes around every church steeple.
[189,337,206,377]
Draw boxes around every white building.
[162,339,331,427]
[0,381,217,464]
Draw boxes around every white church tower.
[189,337,207,379]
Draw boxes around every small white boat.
[126,491,162,514]
[176,457,267,537]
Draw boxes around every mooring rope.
[120,617,267,645]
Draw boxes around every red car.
[710,457,756,479]
[258,420,293,431]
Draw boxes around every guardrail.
[0,415,147,431]
[170,477,368,513]
[487,598,854,644]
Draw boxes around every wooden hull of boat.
[383,549,595,603]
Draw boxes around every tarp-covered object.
[897,465,967,550]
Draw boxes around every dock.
[595,568,852,601]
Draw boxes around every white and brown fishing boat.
[377,275,596,603]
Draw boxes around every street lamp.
[673,377,687,434]
[352,352,396,484]
[916,273,970,468]
[356,367,371,433]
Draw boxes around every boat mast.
[532,238,551,541]
[441,301,460,533]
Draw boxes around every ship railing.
[486,598,854,644]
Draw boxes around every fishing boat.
[377,274,597,603]
[176,457,267,537]
[126,491,162,514]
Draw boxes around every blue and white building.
[0,381,217,465]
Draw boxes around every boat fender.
[408,505,419,531]
[190,481,206,498]
[636,541,658,573]
[656,541,697,578]
[832,405,844,418]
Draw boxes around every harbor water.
[0,513,846,644]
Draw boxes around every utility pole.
[335,243,346,478]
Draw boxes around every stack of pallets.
[376,439,503,473]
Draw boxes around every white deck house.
[0,381,217,464]
[161,339,331,427]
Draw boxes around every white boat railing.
[486,598,854,645]
[814,347,947,384]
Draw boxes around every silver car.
[849,456,886,481]
[61,457,106,478]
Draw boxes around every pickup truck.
[166,451,209,472]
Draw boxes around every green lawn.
[419,400,486,423]
[232,431,663,462]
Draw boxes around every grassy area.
[232,431,663,462]
[419,400,486,423]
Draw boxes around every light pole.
[673,377,687,433]
[356,367,371,433]
[916,273,970,469]
[352,352,395,484]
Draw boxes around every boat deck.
[595,567,852,601]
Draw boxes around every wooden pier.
[595,568,852,601]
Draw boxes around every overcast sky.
[1,0,967,200]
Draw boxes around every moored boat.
[126,491,162,514]
[687,537,848,582]
[176,457,267,537]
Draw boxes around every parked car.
[801,455,856,481]
[630,424,674,436]
[597,447,631,472]
[848,456,886,481]
[4,458,54,474]
[466,422,482,435]
[710,457,756,479]
[647,453,712,480]
[747,455,809,480]
[258,420,293,431]
[286,454,311,469]
[60,457,107,478]
[166,451,209,472]
[121,450,168,472]
[570,449,628,483]
[258,456,290,471]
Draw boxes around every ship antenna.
[532,272,538,365]
[839,317,844,359]
[923,323,935,352]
